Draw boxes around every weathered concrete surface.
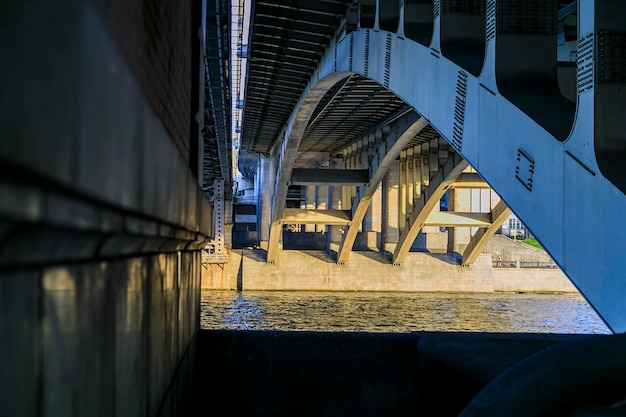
[202,250,243,290]
[0,1,208,416]
[203,250,493,291]
[493,267,577,293]
[202,250,578,293]
[192,330,603,417]
[0,249,202,417]
[478,234,555,265]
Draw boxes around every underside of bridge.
[2,0,626,416]
[232,0,626,334]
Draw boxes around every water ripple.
[200,290,611,334]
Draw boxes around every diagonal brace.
[266,73,353,264]
[461,199,512,265]
[336,112,428,263]
[392,152,468,264]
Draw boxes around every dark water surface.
[200,290,611,334]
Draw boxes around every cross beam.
[281,209,352,225]
[290,168,369,186]
[450,173,490,189]
[424,211,492,227]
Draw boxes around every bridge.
[230,0,626,334]
[0,0,625,416]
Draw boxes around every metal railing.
[493,260,558,269]
[519,261,558,269]
[493,260,518,268]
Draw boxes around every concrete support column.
[406,148,415,213]
[413,145,423,201]
[472,187,491,235]
[447,188,456,253]
[451,187,472,252]
[399,150,407,231]
[382,160,400,253]
[363,132,383,251]
[357,140,380,250]
[362,183,382,251]
[342,149,350,212]
[350,144,358,204]
[328,158,344,249]
[421,142,440,237]
[304,185,316,232]
[257,155,272,250]
[315,185,328,233]
[355,140,369,233]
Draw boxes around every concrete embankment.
[202,249,577,293]
[192,330,613,417]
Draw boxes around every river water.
[200,290,611,334]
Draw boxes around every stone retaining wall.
[202,249,577,293]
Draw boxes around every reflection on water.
[200,290,611,334]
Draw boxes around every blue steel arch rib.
[255,1,626,332]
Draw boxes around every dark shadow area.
[495,0,575,141]
[404,0,434,46]
[594,2,626,194]
[236,256,243,291]
[295,249,337,263]
[241,248,267,262]
[191,330,598,417]
[232,231,258,249]
[417,251,463,265]
[360,0,376,29]
[440,0,486,77]
[282,230,328,250]
[557,61,576,102]
[380,0,400,32]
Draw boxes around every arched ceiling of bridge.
[293,74,444,167]
[299,75,408,156]
[241,0,353,154]
[240,1,445,167]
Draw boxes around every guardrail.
[493,260,557,269]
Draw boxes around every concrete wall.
[204,251,494,292]
[203,250,578,293]
[1,252,202,417]
[493,268,577,293]
[91,0,195,161]
[478,234,554,264]
[0,1,209,416]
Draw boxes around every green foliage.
[506,235,543,249]
[521,238,543,249]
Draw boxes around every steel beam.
[336,112,428,263]
[461,200,512,266]
[393,152,468,265]
[266,72,352,264]
[290,168,369,186]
